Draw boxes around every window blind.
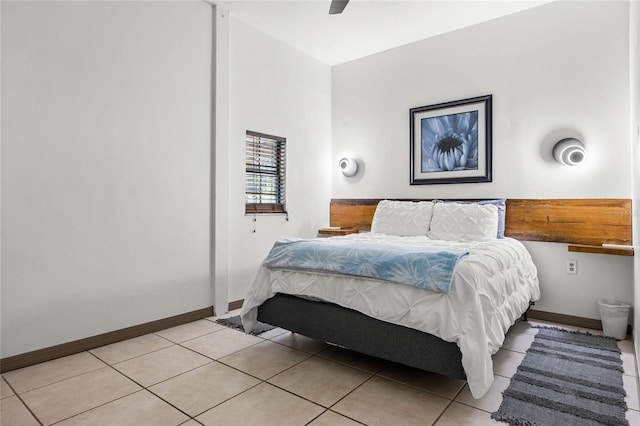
[245,130,286,214]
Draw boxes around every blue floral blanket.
[263,239,468,293]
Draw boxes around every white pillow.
[370,200,434,236]
[427,202,498,241]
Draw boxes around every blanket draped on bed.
[263,238,468,293]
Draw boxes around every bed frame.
[258,297,533,380]
[258,293,467,378]
[256,198,632,379]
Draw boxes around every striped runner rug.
[492,326,629,426]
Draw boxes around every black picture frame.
[410,95,492,185]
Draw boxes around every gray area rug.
[215,315,277,336]
[492,326,629,426]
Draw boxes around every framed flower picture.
[410,95,492,185]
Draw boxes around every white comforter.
[241,233,540,398]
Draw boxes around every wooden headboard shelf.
[505,199,631,246]
[567,243,634,256]
[329,198,632,253]
[330,199,380,231]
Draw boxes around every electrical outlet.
[566,260,577,274]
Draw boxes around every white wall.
[1,1,213,358]
[217,15,332,304]
[332,1,634,320]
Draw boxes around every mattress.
[241,233,540,398]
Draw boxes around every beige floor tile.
[113,345,211,387]
[5,314,635,426]
[3,352,106,393]
[454,375,510,413]
[268,356,371,407]
[333,375,450,426]
[219,340,311,380]
[624,373,640,411]
[196,382,324,426]
[377,363,466,399]
[619,339,637,377]
[269,332,331,354]
[90,334,174,365]
[1,377,15,398]
[155,319,226,343]
[181,328,262,360]
[317,346,390,374]
[0,395,40,426]
[492,349,525,378]
[20,367,140,425]
[501,331,535,353]
[180,420,204,426]
[626,408,640,425]
[618,339,635,353]
[508,320,539,335]
[149,362,260,417]
[308,410,362,426]
[256,326,289,340]
[434,401,497,425]
[55,390,189,426]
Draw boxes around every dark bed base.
[256,293,467,379]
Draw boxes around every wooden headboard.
[329,198,632,250]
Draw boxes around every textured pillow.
[371,200,434,236]
[435,199,506,238]
[428,202,499,241]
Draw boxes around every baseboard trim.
[528,309,633,336]
[0,306,214,374]
[528,309,602,329]
[2,305,623,373]
[228,299,244,311]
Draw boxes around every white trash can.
[597,298,631,340]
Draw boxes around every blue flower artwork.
[421,111,478,173]
[410,95,491,185]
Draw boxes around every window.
[245,130,287,214]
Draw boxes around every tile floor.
[2,314,639,426]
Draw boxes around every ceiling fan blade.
[329,0,349,15]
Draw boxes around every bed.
[241,199,540,399]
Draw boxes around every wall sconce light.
[553,138,585,166]
[339,157,358,176]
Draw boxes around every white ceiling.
[215,0,551,66]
